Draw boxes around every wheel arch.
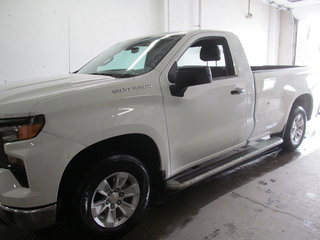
[292,93,313,120]
[273,93,313,139]
[57,133,164,218]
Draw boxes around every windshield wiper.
[87,72,136,78]
[116,74,137,78]
[87,73,117,77]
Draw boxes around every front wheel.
[73,154,150,237]
[282,106,307,151]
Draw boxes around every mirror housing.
[168,62,212,97]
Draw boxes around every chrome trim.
[0,203,56,229]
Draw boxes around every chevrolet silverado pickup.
[0,30,319,236]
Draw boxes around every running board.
[166,136,283,190]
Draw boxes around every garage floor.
[1,117,320,240]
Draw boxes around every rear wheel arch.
[291,94,313,120]
[57,133,164,219]
[277,94,313,137]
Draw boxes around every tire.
[73,154,150,237]
[282,106,307,151]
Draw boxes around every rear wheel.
[73,154,150,237]
[282,106,307,151]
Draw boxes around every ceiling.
[260,0,320,18]
[270,0,320,8]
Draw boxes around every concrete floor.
[1,117,320,240]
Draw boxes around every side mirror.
[168,62,212,97]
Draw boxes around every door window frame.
[172,36,236,80]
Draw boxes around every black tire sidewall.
[74,154,150,237]
[283,106,307,151]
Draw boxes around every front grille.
[0,137,10,169]
[0,137,29,187]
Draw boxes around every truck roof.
[139,29,234,40]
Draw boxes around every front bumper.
[0,203,56,229]
[0,132,85,208]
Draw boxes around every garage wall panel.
[0,0,163,83]
[0,1,69,84]
[166,0,280,65]
[278,10,295,65]
[66,0,163,72]
[1,0,283,83]
[201,0,280,65]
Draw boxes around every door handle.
[231,88,245,95]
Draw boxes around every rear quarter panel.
[250,67,319,139]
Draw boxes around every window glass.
[178,45,226,67]
[177,37,235,78]
[78,33,184,78]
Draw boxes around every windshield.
[78,33,185,78]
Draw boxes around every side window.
[177,37,235,78]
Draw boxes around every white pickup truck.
[0,30,319,236]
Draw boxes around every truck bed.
[249,65,311,141]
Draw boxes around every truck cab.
[0,30,318,236]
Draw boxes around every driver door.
[160,36,249,176]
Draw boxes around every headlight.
[0,115,45,143]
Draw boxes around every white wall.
[0,1,69,84]
[267,7,281,64]
[0,0,163,83]
[0,0,288,84]
[278,10,296,65]
[166,0,281,66]
[202,0,280,65]
[292,4,320,20]
[165,0,200,31]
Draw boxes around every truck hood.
[0,74,115,118]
